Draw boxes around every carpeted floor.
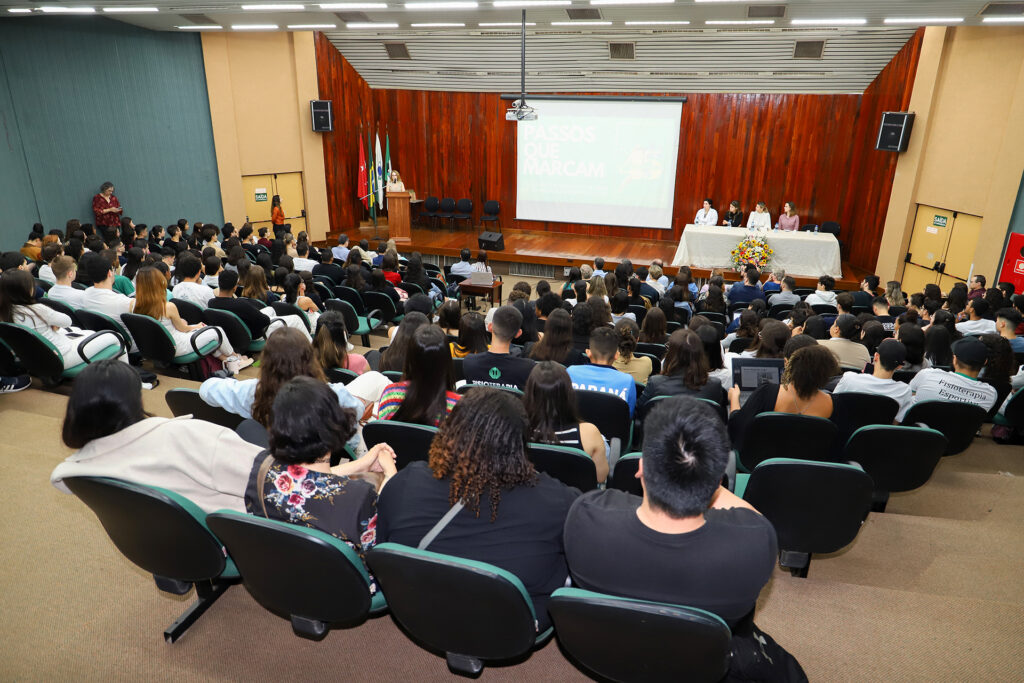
[2,325,1022,681]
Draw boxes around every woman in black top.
[722,200,744,227]
[367,268,401,306]
[343,264,366,292]
[626,277,650,309]
[639,306,668,345]
[523,361,608,482]
[570,302,596,351]
[530,308,587,366]
[376,388,579,630]
[379,312,429,372]
[639,328,725,411]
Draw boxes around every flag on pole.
[374,132,384,210]
[357,136,368,209]
[367,128,376,220]
[384,134,392,188]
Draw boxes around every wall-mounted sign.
[926,227,938,234]
[933,215,948,228]
[255,188,268,202]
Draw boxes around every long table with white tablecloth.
[671,224,843,278]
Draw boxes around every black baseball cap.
[951,337,988,366]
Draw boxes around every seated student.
[379,312,429,373]
[247,377,396,579]
[967,274,986,301]
[51,360,262,513]
[768,276,801,307]
[835,291,856,317]
[852,275,879,308]
[908,336,998,412]
[534,291,564,334]
[462,305,536,390]
[592,257,607,278]
[567,326,638,416]
[241,264,279,306]
[312,310,369,375]
[21,230,43,262]
[201,255,222,289]
[80,252,135,318]
[528,308,587,367]
[377,388,579,630]
[825,314,871,371]
[633,267,661,304]
[170,254,214,309]
[833,339,914,420]
[996,308,1024,352]
[331,233,350,262]
[896,322,930,372]
[449,311,488,359]
[45,256,87,308]
[645,263,666,294]
[380,252,402,286]
[449,248,474,278]
[638,306,668,345]
[1,269,125,368]
[609,290,636,325]
[721,309,759,353]
[563,396,804,680]
[803,275,838,307]
[312,249,345,285]
[291,241,318,274]
[872,296,897,333]
[207,270,274,340]
[640,327,725,410]
[281,272,321,330]
[379,326,460,426]
[200,328,384,449]
[727,344,839,452]
[523,362,609,482]
[761,268,784,294]
[612,319,652,384]
[727,268,766,306]
[36,242,63,284]
[956,299,998,336]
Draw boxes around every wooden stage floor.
[325,223,867,289]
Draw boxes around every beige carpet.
[2,331,1023,681]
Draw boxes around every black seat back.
[739,413,838,470]
[170,298,205,325]
[526,443,598,491]
[73,308,132,347]
[635,342,665,359]
[424,196,440,213]
[271,301,311,332]
[548,587,731,683]
[576,389,632,453]
[455,198,473,215]
[235,418,270,447]
[202,308,254,352]
[0,322,64,382]
[62,476,226,582]
[769,304,794,320]
[335,286,367,315]
[829,392,900,453]
[901,400,988,455]
[121,313,177,364]
[728,337,753,353]
[206,512,375,639]
[362,420,437,469]
[363,291,401,324]
[439,197,456,214]
[165,388,245,429]
[811,304,838,315]
[482,200,500,218]
[608,453,642,496]
[38,298,82,326]
[627,305,647,326]
[845,425,946,495]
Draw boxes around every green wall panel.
[0,16,222,246]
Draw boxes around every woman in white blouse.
[747,201,772,232]
[694,199,718,226]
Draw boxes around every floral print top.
[245,456,379,593]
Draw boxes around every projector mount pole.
[520,10,527,112]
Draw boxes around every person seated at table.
[804,275,838,307]
[721,200,744,227]
[768,276,801,307]
[776,202,800,232]
[747,201,771,231]
[727,269,766,306]
[694,198,718,226]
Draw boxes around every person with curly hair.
[376,387,579,630]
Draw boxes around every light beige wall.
[876,26,1024,283]
[201,32,329,241]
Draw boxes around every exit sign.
[255,188,268,202]
[933,215,947,228]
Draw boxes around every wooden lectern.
[387,191,412,244]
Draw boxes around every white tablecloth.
[671,224,842,278]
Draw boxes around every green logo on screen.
[489,367,502,380]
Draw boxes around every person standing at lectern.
[776,202,800,232]
[693,199,718,226]
[747,201,771,232]
[722,201,744,227]
[92,182,122,230]
[386,170,406,193]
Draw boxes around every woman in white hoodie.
[803,275,838,308]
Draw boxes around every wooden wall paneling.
[316,31,923,267]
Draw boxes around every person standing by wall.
[270,195,286,238]
[92,182,122,231]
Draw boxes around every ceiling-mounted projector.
[505,99,537,122]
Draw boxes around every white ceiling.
[3,1,1022,93]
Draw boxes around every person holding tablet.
[694,199,718,226]
[747,201,771,231]
[721,201,744,227]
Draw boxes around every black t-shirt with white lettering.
[563,489,778,627]
[462,351,537,390]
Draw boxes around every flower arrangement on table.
[730,235,774,271]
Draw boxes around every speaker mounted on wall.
[876,111,914,152]
[310,100,333,133]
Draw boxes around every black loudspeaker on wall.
[478,231,505,251]
[876,112,914,152]
[310,100,333,132]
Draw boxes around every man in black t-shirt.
[207,270,271,339]
[564,396,778,628]
[312,250,345,285]
[872,296,896,332]
[462,305,536,390]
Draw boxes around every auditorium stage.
[324,223,868,290]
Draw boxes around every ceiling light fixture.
[288,22,337,27]
[231,23,280,28]
[177,24,223,29]
[982,16,1024,23]
[624,19,689,24]
[705,19,774,25]
[319,2,387,7]
[493,0,568,6]
[883,17,963,24]
[479,20,536,25]
[240,3,304,9]
[550,20,612,25]
[102,7,159,12]
[7,7,34,11]
[39,6,96,13]
[347,21,399,26]
[590,0,674,5]
[790,18,867,25]
[411,21,464,25]
[404,1,478,8]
